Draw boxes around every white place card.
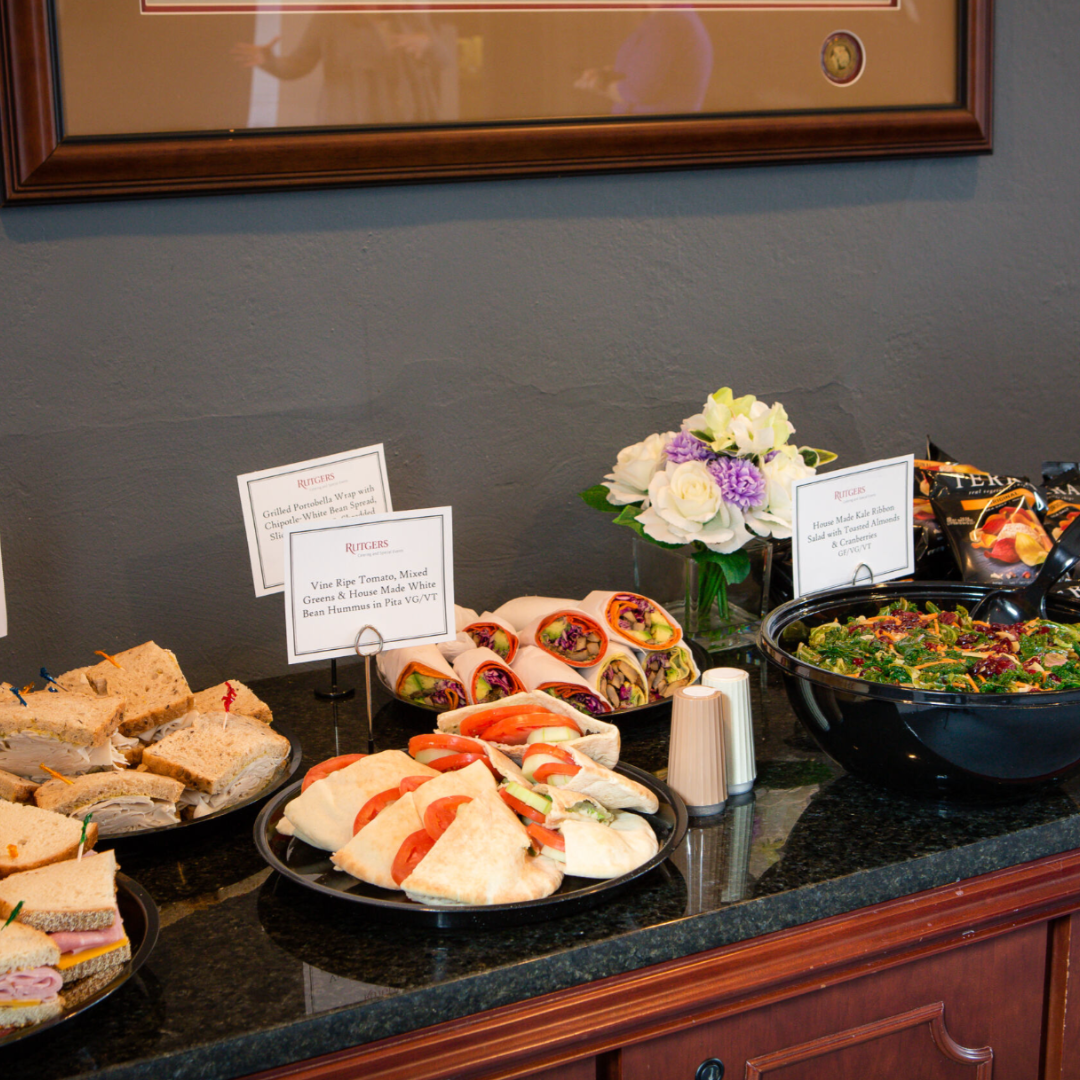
[238,445,392,597]
[283,507,454,664]
[791,455,914,598]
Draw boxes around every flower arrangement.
[580,388,835,619]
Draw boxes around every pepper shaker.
[701,667,756,796]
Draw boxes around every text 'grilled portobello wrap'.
[377,645,468,712]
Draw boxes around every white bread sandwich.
[0,690,127,782]
[194,682,273,725]
[0,920,63,1027]
[0,801,98,878]
[58,642,195,743]
[141,712,289,819]
[34,771,185,836]
[402,788,563,905]
[0,850,131,984]
[276,750,438,852]
[0,768,37,804]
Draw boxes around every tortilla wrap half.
[578,644,650,711]
[451,647,526,706]
[510,646,612,717]
[639,643,701,701]
[331,790,424,890]
[377,645,468,712]
[579,591,683,653]
[402,788,564,905]
[455,608,520,663]
[278,750,438,852]
[436,690,621,769]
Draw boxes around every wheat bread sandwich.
[0,849,131,984]
[34,771,185,836]
[0,690,126,782]
[0,920,63,1027]
[58,642,196,743]
[194,682,273,725]
[277,750,439,852]
[142,712,289,819]
[402,788,563,906]
[0,801,98,878]
[0,768,38,804]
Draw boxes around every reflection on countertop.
[7,652,1080,1080]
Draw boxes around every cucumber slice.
[503,781,552,815]
[525,726,580,744]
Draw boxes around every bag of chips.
[1042,463,1080,543]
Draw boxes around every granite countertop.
[7,652,1080,1080]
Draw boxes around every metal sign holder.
[314,657,355,702]
[852,563,875,586]
[354,625,385,755]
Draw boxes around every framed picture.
[0,0,991,204]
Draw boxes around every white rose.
[603,432,674,505]
[744,446,814,539]
[635,461,752,553]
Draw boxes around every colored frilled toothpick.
[222,681,238,730]
[40,667,67,692]
[7,685,27,706]
[2,900,24,930]
[77,814,93,861]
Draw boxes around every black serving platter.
[0,873,159,1048]
[254,764,687,929]
[759,580,1080,800]
[109,721,302,848]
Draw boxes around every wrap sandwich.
[510,646,612,716]
[276,750,439,852]
[401,787,564,905]
[580,591,682,652]
[436,691,621,769]
[578,645,649,711]
[454,607,520,663]
[521,743,658,813]
[377,645,469,712]
[451,647,525,706]
[641,643,700,701]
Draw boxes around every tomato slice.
[533,762,580,784]
[391,830,436,886]
[301,753,366,793]
[527,823,565,852]
[353,786,400,835]
[409,734,485,758]
[522,743,575,764]
[481,713,582,746]
[426,752,498,776]
[499,788,546,824]
[459,705,559,738]
[399,775,434,794]
[423,795,474,841]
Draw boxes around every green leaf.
[579,485,624,513]
[691,546,751,585]
[800,447,838,468]
[689,430,713,443]
[612,506,685,548]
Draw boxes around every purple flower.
[666,431,713,464]
[707,456,767,511]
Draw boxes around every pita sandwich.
[523,745,658,814]
[402,788,563,906]
[331,792,423,891]
[558,811,659,879]
[410,759,497,823]
[277,750,437,852]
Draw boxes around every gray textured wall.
[0,2,1076,691]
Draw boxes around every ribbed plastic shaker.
[701,667,756,796]
[667,685,727,816]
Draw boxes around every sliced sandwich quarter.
[194,682,273,725]
[142,712,290,819]
[0,801,98,878]
[34,771,185,836]
[58,641,195,741]
[0,920,63,1027]
[0,768,38,805]
[0,849,131,984]
[0,691,126,782]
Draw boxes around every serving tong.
[970,514,1080,624]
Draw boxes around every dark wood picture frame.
[0,0,992,204]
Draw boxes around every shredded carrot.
[912,660,959,669]
[965,675,982,692]
[39,764,74,785]
[94,651,122,668]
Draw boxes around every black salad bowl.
[758,581,1080,801]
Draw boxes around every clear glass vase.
[632,536,774,651]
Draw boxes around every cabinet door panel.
[517,1060,596,1080]
[623,922,1045,1080]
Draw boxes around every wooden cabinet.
[250,850,1080,1080]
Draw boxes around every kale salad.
[794,598,1080,693]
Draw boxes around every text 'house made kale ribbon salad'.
[795,599,1080,693]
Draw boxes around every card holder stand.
[354,626,385,755]
[851,563,875,586]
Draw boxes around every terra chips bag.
[1042,463,1080,544]
[930,472,1051,583]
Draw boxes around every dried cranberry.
[956,633,982,648]
[852,657,864,666]
[972,654,1016,677]
[940,612,958,626]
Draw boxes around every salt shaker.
[667,684,727,816]
[701,667,756,795]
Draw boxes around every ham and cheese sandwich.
[0,921,63,1028]
[0,850,131,985]
[0,801,98,878]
